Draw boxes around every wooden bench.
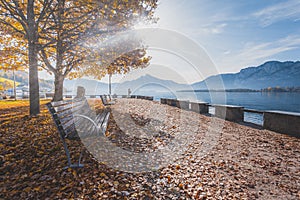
[100,95,115,106]
[46,97,110,168]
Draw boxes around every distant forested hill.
[192,61,300,90]
[0,70,53,89]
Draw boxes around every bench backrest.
[100,95,111,106]
[46,97,91,139]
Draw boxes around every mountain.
[0,70,54,90]
[192,61,300,90]
[113,74,191,95]
[2,60,299,94]
[64,79,114,95]
[0,70,110,93]
[62,75,191,96]
[0,77,21,86]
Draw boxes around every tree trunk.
[53,74,64,101]
[52,1,65,102]
[13,69,16,101]
[28,42,40,116]
[109,73,112,95]
[28,0,40,116]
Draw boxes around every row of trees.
[0,0,158,115]
[262,86,300,92]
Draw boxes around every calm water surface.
[145,91,300,125]
[154,91,300,113]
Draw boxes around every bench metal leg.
[61,136,84,169]
[63,163,84,170]
[78,149,84,166]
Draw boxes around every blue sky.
[152,0,300,74]
[40,0,300,84]
[101,0,300,84]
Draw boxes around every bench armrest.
[73,114,101,134]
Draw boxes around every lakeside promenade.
[0,99,299,199]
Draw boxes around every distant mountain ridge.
[0,70,54,89]
[64,79,115,95]
[114,74,191,95]
[192,61,300,90]
[1,61,300,93]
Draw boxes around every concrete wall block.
[263,111,300,138]
[179,100,190,110]
[166,99,173,106]
[160,98,167,104]
[214,105,244,122]
[190,102,209,114]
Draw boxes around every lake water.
[65,88,300,126]
[140,91,300,126]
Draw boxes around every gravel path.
[86,98,300,199]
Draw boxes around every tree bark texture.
[53,74,64,101]
[28,0,40,116]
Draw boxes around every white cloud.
[223,50,231,55]
[253,0,300,26]
[218,35,300,72]
[201,23,227,35]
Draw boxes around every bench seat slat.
[94,110,108,124]
[54,102,83,112]
[100,112,110,134]
[56,110,74,119]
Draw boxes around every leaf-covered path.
[0,99,299,199]
[0,100,135,199]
